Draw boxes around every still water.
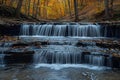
[0,65,120,80]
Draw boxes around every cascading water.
[84,54,105,66]
[19,22,114,69]
[0,52,5,67]
[20,23,101,37]
[34,45,82,64]
[0,42,13,67]
[32,44,112,68]
[0,44,5,67]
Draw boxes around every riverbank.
[0,16,120,24]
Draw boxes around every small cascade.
[34,45,82,64]
[0,52,5,67]
[84,54,105,66]
[34,50,82,64]
[0,42,12,67]
[9,22,119,69]
[20,23,101,37]
[33,45,112,67]
[33,50,111,67]
[0,44,5,67]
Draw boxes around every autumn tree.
[0,0,3,4]
[9,0,15,6]
[15,0,24,18]
[28,0,31,16]
[104,0,114,19]
[0,0,5,5]
[35,0,40,18]
[68,0,72,18]
[109,0,114,17]
[74,0,79,21]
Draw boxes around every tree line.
[0,0,115,21]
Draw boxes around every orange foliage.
[1,0,119,20]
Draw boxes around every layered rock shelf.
[0,22,120,38]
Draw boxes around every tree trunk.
[74,0,79,21]
[109,0,114,17]
[0,0,3,4]
[68,0,72,18]
[25,0,28,15]
[43,0,48,19]
[10,0,14,6]
[35,0,40,18]
[104,0,110,19]
[32,0,36,17]
[28,0,31,16]
[15,0,23,18]
[1,0,5,5]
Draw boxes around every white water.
[33,45,82,64]
[19,23,114,70]
[34,64,111,70]
[84,55,105,66]
[20,23,101,37]
[32,44,112,68]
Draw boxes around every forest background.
[0,0,120,22]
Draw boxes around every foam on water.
[34,64,111,70]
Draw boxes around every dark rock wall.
[99,23,120,38]
[0,24,21,36]
[4,51,34,64]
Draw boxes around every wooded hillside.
[0,0,120,21]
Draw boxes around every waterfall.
[0,53,5,67]
[0,42,12,67]
[0,43,5,67]
[34,51,82,64]
[34,45,82,64]
[84,55,105,66]
[20,23,101,37]
[19,22,115,69]
[33,45,110,67]
[33,50,109,66]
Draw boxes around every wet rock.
[40,41,49,45]
[82,52,91,55]
[99,23,120,38]
[28,41,41,48]
[76,42,87,47]
[12,43,29,48]
[76,40,97,47]
[81,52,91,63]
[4,51,34,64]
[96,42,120,49]
[111,55,120,68]
[5,51,34,54]
[0,24,21,36]
[102,54,110,57]
[12,41,42,48]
